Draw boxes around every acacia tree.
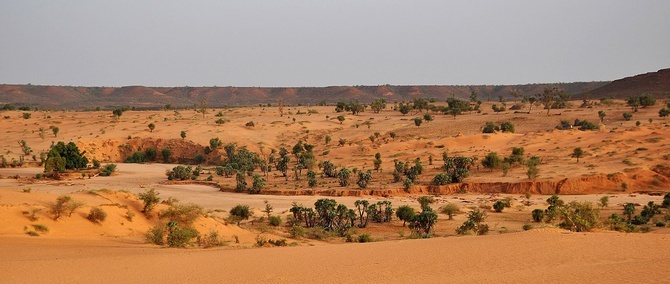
[396,205,415,227]
[571,147,585,163]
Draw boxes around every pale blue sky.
[1,0,669,87]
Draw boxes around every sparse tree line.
[529,194,670,233]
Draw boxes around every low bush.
[87,207,107,223]
[357,233,374,243]
[200,230,226,248]
[493,201,506,212]
[268,215,282,226]
[531,209,544,222]
[159,203,203,226]
[124,151,147,163]
[32,224,49,233]
[99,164,117,176]
[167,224,199,247]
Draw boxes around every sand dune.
[2,229,669,283]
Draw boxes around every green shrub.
[493,201,506,212]
[31,224,49,233]
[289,225,306,238]
[166,165,193,180]
[87,207,107,223]
[440,203,460,220]
[49,195,83,220]
[167,223,199,247]
[99,164,117,176]
[124,151,147,163]
[456,209,488,235]
[500,121,515,133]
[358,233,374,243]
[200,230,226,248]
[146,223,167,245]
[230,204,251,220]
[159,203,203,226]
[138,189,161,213]
[558,201,600,232]
[522,223,533,231]
[432,173,451,185]
[26,231,40,237]
[396,205,416,226]
[268,215,282,226]
[531,209,544,222]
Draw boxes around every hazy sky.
[1,1,669,87]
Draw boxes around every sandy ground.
[2,229,670,284]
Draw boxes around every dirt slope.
[588,68,670,98]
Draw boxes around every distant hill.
[587,68,670,99]
[0,82,608,110]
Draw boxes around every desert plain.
[1,98,670,283]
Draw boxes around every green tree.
[413,117,423,127]
[235,172,247,192]
[44,141,89,172]
[307,170,317,187]
[659,108,670,119]
[112,108,123,119]
[338,168,351,186]
[180,130,186,140]
[599,196,609,208]
[493,201,505,212]
[395,205,415,227]
[52,127,59,138]
[250,174,265,194]
[373,152,382,172]
[337,115,345,124]
[210,137,223,149]
[138,189,160,214]
[532,209,544,222]
[356,170,372,189]
[398,103,411,115]
[597,110,606,123]
[481,152,502,171]
[370,98,387,113]
[623,203,636,220]
[627,96,641,112]
[456,208,488,235]
[441,203,459,220]
[622,112,632,121]
[571,147,585,163]
[409,208,438,237]
[161,148,171,163]
[432,173,451,186]
[417,196,434,210]
[230,204,251,221]
[148,123,156,132]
